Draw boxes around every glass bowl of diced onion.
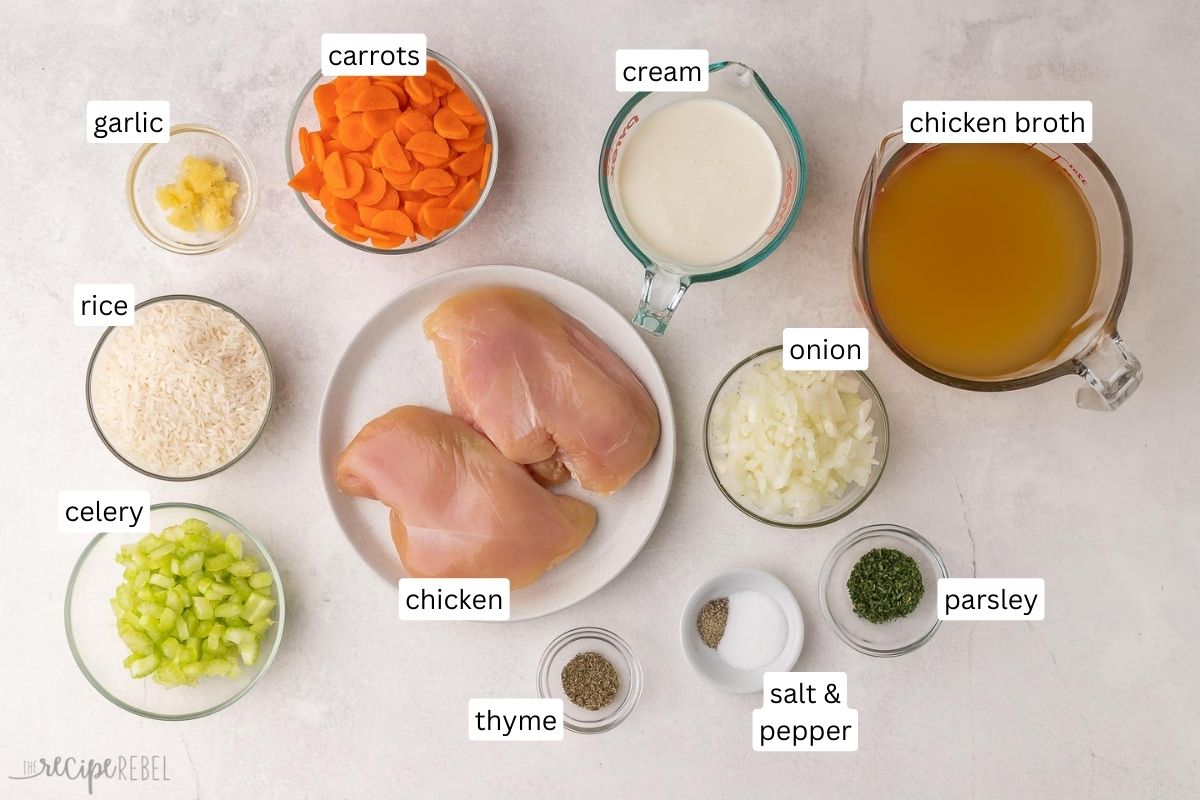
[703,346,889,528]
[65,503,285,720]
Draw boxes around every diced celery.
[204,554,234,572]
[214,602,242,619]
[241,592,276,624]
[149,542,174,561]
[110,520,274,686]
[230,576,251,600]
[193,596,214,621]
[129,655,158,679]
[179,551,204,577]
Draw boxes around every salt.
[717,590,787,670]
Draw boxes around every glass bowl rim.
[703,345,890,528]
[818,523,949,657]
[125,123,259,256]
[63,502,287,721]
[85,293,276,482]
[536,626,643,734]
[283,49,499,255]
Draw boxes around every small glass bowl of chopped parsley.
[819,524,948,657]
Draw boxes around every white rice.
[90,298,271,477]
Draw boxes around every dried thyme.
[561,651,620,711]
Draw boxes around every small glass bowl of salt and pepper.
[537,627,642,734]
[679,568,805,694]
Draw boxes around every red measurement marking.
[766,165,796,236]
[604,115,640,178]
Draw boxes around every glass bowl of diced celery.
[65,503,285,720]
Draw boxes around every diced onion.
[708,354,880,520]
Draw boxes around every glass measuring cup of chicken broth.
[852,134,1142,410]
[600,61,807,335]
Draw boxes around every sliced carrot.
[329,157,365,199]
[404,75,434,106]
[407,131,450,165]
[358,204,382,227]
[450,126,485,153]
[336,114,374,152]
[394,110,433,145]
[322,150,348,190]
[327,196,361,228]
[298,127,313,164]
[371,210,416,238]
[381,167,416,190]
[310,132,327,169]
[433,108,469,140]
[354,84,400,112]
[425,203,465,231]
[478,143,493,187]
[377,186,401,210]
[334,224,368,242]
[445,89,484,125]
[299,68,491,248]
[400,189,432,203]
[372,234,408,248]
[426,60,456,92]
[410,168,456,196]
[447,177,480,211]
[314,83,340,120]
[288,160,323,195]
[376,80,408,107]
[375,131,412,172]
[363,108,400,138]
[354,168,387,206]
[411,96,442,117]
[449,145,484,176]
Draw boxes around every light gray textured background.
[2,1,1197,797]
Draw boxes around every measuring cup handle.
[633,268,689,336]
[1072,329,1143,411]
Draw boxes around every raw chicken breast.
[424,287,661,493]
[335,406,597,589]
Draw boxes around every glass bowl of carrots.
[285,50,498,254]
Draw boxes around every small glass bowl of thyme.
[819,524,949,657]
[537,627,642,734]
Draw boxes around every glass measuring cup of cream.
[852,133,1143,411]
[600,61,807,335]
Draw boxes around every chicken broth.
[865,143,1099,380]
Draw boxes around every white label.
[902,101,1092,143]
[322,33,427,76]
[615,49,709,92]
[754,672,858,752]
[74,283,135,326]
[468,699,563,741]
[938,578,1045,621]
[86,101,169,143]
[398,578,510,621]
[58,491,150,533]
[782,328,869,370]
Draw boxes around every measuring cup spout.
[1073,329,1143,410]
[633,267,689,336]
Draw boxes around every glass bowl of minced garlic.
[126,124,258,255]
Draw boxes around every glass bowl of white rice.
[86,295,274,481]
[704,346,889,528]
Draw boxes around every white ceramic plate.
[318,265,676,620]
